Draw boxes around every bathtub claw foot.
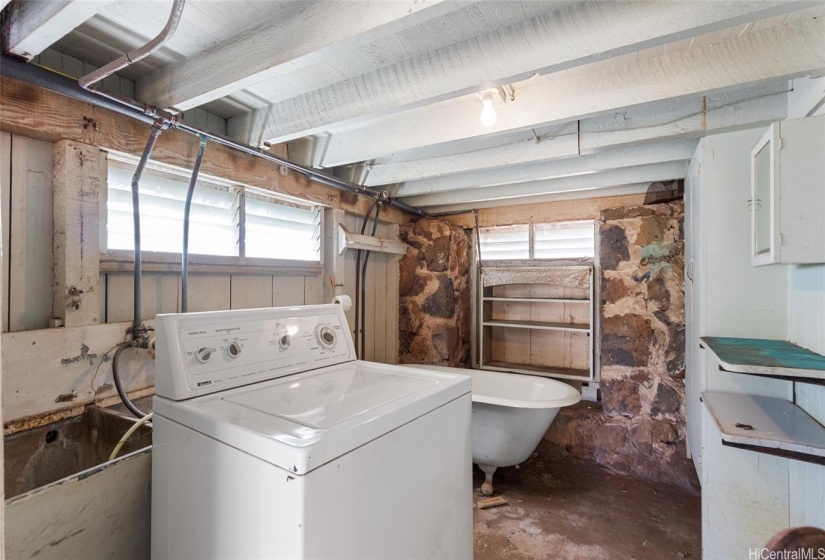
[478,464,497,496]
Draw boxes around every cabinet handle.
[746,198,762,212]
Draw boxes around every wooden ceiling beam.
[136,0,454,116]
[403,161,689,209]
[363,82,788,186]
[2,0,112,61]
[247,0,810,146]
[319,14,825,167]
[0,77,410,224]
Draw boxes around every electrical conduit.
[181,136,208,312]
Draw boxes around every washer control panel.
[155,304,356,400]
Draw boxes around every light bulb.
[480,95,496,128]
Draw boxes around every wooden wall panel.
[183,275,231,312]
[1,135,54,332]
[230,275,273,309]
[1,132,10,333]
[787,263,825,529]
[105,274,179,323]
[272,277,306,306]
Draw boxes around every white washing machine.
[151,303,472,559]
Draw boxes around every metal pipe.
[111,342,146,419]
[131,124,165,331]
[79,0,186,88]
[360,202,381,359]
[0,54,426,217]
[181,136,208,313]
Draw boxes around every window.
[478,220,594,262]
[105,159,321,263]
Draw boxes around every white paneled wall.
[787,264,825,528]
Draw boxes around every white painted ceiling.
[6,0,825,212]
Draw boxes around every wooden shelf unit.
[479,265,594,382]
[700,336,825,385]
[703,391,825,466]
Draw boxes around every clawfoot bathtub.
[405,365,581,495]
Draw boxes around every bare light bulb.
[480,94,496,128]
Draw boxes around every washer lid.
[153,361,470,475]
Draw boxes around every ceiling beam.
[427,184,654,215]
[390,139,697,196]
[364,82,788,186]
[319,15,825,167]
[245,0,811,146]
[2,0,111,60]
[136,0,454,114]
[403,161,689,209]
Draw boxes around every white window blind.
[478,221,594,261]
[533,220,595,260]
[107,163,322,262]
[245,191,321,261]
[478,225,529,260]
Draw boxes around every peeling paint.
[640,243,672,260]
[55,392,77,403]
[95,383,114,395]
[60,344,97,366]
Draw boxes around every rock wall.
[398,218,472,366]
[543,200,697,489]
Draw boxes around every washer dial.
[227,341,242,358]
[316,325,337,349]
[195,347,212,363]
[279,334,291,350]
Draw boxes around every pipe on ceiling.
[0,57,426,217]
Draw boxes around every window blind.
[245,192,321,261]
[533,220,595,260]
[478,225,530,260]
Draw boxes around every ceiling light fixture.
[480,91,496,128]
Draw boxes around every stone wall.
[398,218,472,366]
[543,200,696,489]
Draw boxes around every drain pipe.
[181,136,208,313]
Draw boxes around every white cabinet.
[684,128,792,559]
[751,115,825,266]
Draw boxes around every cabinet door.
[684,149,702,474]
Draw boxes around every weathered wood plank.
[441,192,647,229]
[105,273,179,323]
[186,275,230,312]
[5,449,151,560]
[1,132,11,333]
[384,224,401,365]
[272,277,306,307]
[52,140,102,327]
[8,135,54,331]
[3,0,112,61]
[1,321,153,425]
[230,275,273,310]
[0,77,410,225]
[701,336,825,382]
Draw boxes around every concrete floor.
[473,456,701,560]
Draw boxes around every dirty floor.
[473,457,700,560]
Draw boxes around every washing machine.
[151,303,472,559]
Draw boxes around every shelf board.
[482,297,590,304]
[700,336,825,384]
[483,319,590,332]
[483,361,590,381]
[702,391,825,466]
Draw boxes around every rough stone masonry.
[543,200,696,489]
[398,217,472,366]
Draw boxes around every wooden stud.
[52,140,102,327]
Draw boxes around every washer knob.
[195,347,212,363]
[227,341,242,358]
[316,325,337,348]
[279,334,291,350]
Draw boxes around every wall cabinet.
[478,265,594,382]
[685,127,792,559]
[751,114,825,266]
